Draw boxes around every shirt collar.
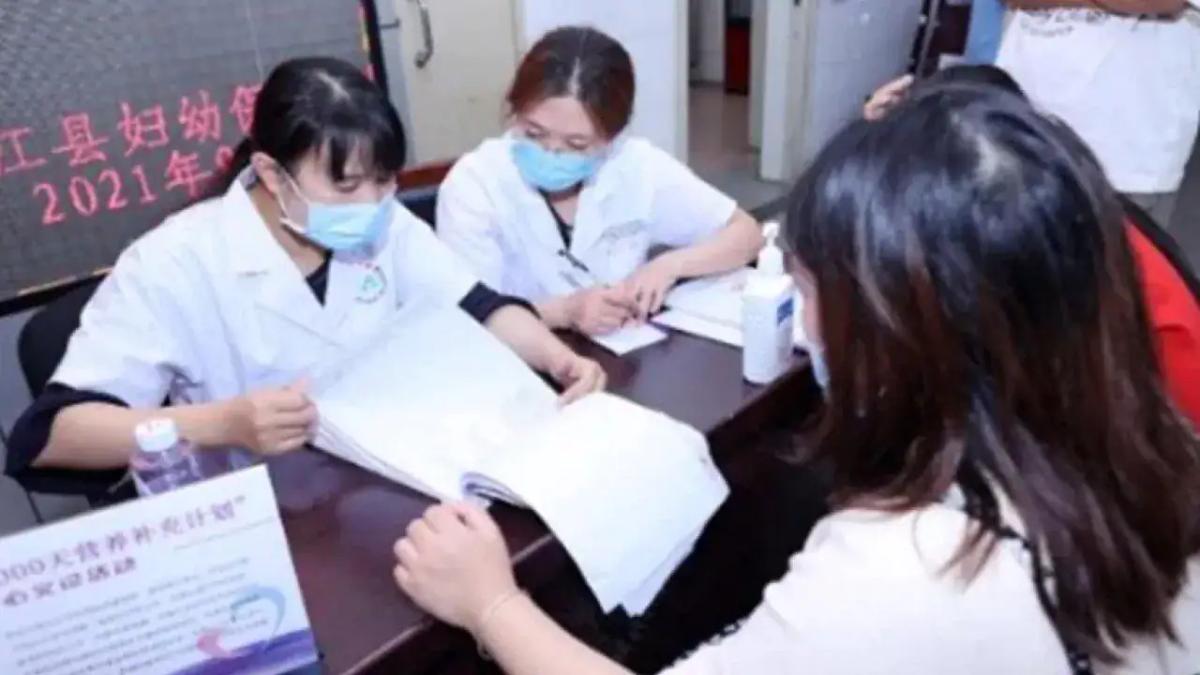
[220,166,294,276]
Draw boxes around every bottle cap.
[757,221,785,276]
[134,419,180,454]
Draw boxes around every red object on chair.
[1126,222,1200,429]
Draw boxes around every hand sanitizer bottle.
[742,221,795,384]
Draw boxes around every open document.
[656,268,811,348]
[311,303,729,613]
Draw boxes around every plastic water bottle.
[131,419,204,496]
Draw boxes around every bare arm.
[1007,0,1186,14]
[483,305,606,402]
[477,594,632,675]
[484,305,578,372]
[625,209,763,320]
[654,208,763,281]
[35,400,243,469]
[394,503,633,675]
[534,294,578,331]
[33,383,317,470]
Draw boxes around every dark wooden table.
[267,329,819,675]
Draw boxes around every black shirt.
[541,191,574,249]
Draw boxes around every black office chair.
[397,184,439,229]
[11,278,133,518]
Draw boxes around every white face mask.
[809,341,829,395]
[795,284,828,395]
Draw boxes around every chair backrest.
[1123,197,1200,306]
[398,184,439,230]
[17,279,101,396]
[11,277,132,502]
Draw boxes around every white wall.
[691,0,724,85]
[760,0,922,181]
[519,0,689,159]
[749,0,766,148]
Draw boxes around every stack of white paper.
[312,303,729,613]
[657,268,812,349]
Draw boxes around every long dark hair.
[786,84,1200,662]
[507,26,636,139]
[204,56,405,198]
[923,63,1024,97]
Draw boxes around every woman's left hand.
[550,352,607,404]
[394,502,517,633]
[623,256,683,321]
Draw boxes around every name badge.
[356,263,387,304]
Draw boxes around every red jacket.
[1127,223,1200,428]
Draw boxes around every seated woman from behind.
[388,84,1200,673]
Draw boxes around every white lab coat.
[436,135,738,302]
[51,169,478,407]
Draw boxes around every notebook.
[311,302,729,613]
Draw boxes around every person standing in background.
[963,0,1008,64]
[996,0,1200,227]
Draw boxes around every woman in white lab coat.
[436,26,763,336]
[6,57,604,476]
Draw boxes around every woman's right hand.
[394,502,518,633]
[570,286,636,335]
[226,381,317,455]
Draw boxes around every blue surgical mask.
[511,138,601,192]
[277,173,393,253]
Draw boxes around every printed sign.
[0,466,317,675]
[0,0,369,303]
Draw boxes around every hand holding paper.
[623,254,684,320]
[571,285,638,335]
[228,380,317,456]
[314,304,728,614]
[393,501,520,633]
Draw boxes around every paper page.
[654,309,744,348]
[657,289,811,351]
[665,268,750,327]
[619,525,704,614]
[470,393,729,613]
[312,302,558,501]
[589,323,668,355]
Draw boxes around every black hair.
[921,64,1025,99]
[786,84,1200,662]
[205,56,405,197]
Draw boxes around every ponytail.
[195,137,254,203]
[191,57,406,206]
